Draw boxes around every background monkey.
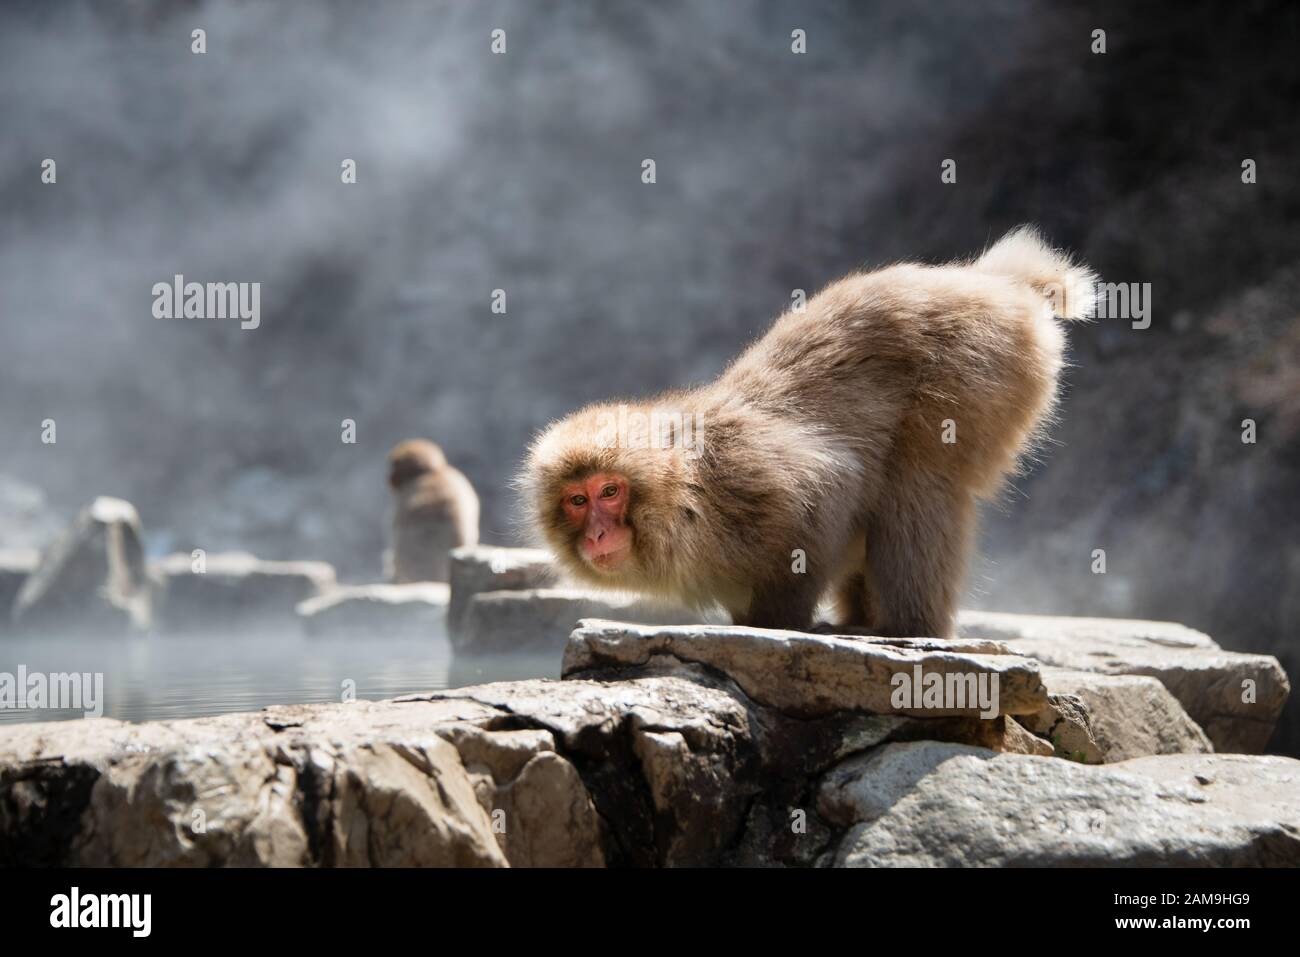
[387,439,480,582]
[524,227,1096,638]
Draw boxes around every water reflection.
[0,624,560,726]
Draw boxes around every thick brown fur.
[387,439,480,582]
[523,227,1096,637]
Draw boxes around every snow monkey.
[387,439,480,582]
[524,227,1096,637]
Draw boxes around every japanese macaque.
[524,227,1097,637]
[387,439,479,582]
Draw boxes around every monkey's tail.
[973,225,1098,320]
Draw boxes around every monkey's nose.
[586,529,606,546]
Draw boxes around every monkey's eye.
[599,484,619,499]
[568,494,588,507]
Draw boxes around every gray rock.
[296,582,448,637]
[820,741,1300,866]
[151,551,336,631]
[0,549,39,627]
[438,725,603,867]
[80,732,504,867]
[456,589,700,654]
[563,619,1049,718]
[413,674,758,867]
[447,545,555,638]
[960,610,1289,753]
[1042,668,1213,762]
[1002,717,1056,756]
[1118,752,1300,827]
[303,737,508,867]
[0,673,760,867]
[12,497,150,633]
[1,640,1294,868]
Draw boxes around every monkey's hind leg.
[736,577,825,632]
[831,562,879,630]
[865,476,976,639]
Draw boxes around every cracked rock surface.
[1041,668,1213,761]
[564,619,1049,718]
[2,614,1295,867]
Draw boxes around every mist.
[1,1,1297,751]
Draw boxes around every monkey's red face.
[560,472,633,571]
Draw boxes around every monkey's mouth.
[586,545,631,572]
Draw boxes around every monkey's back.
[716,262,1067,500]
[391,465,480,582]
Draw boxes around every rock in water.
[296,582,449,637]
[447,545,555,638]
[151,551,335,631]
[0,548,40,630]
[12,497,150,633]
[457,589,701,654]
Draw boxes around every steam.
[0,0,1044,574]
